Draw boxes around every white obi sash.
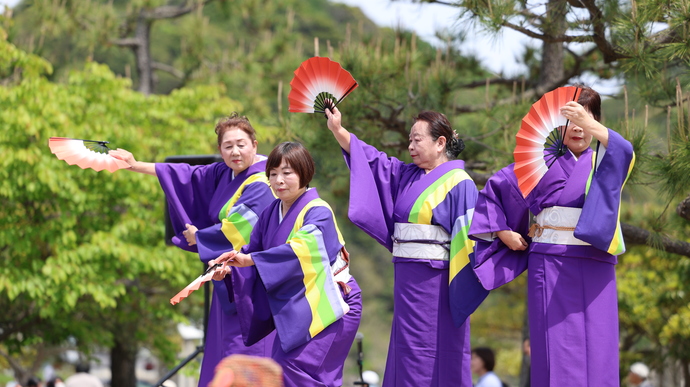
[392,223,451,261]
[530,206,591,246]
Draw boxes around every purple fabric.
[469,164,531,290]
[465,130,632,386]
[344,134,475,387]
[528,252,619,387]
[384,262,471,387]
[231,189,362,387]
[273,278,362,387]
[156,161,229,252]
[155,160,275,387]
[522,131,632,386]
[575,131,635,251]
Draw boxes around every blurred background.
[0,0,689,385]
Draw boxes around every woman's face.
[219,127,257,174]
[563,109,594,157]
[470,353,486,375]
[408,120,445,171]
[269,159,305,205]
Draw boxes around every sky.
[0,0,530,75]
[0,0,618,91]
[332,0,530,76]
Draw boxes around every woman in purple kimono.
[470,87,635,387]
[324,108,488,387]
[211,142,362,387]
[110,113,276,387]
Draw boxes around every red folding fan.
[170,264,223,305]
[49,137,130,173]
[513,86,582,198]
[288,57,358,114]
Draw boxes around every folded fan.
[49,137,130,173]
[170,264,222,305]
[513,86,582,198]
[288,56,358,114]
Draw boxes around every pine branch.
[141,0,214,20]
[578,0,628,63]
[151,62,184,79]
[452,52,592,114]
[621,223,690,257]
[111,38,141,48]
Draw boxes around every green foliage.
[0,29,278,375]
[4,0,690,382]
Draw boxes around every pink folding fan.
[288,57,358,114]
[513,86,582,198]
[49,137,130,173]
[170,264,223,305]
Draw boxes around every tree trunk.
[133,16,153,95]
[677,194,690,221]
[111,331,138,387]
[539,0,567,89]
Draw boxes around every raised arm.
[561,101,609,148]
[109,148,157,176]
[325,106,351,154]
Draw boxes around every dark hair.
[76,362,90,373]
[413,111,465,159]
[575,85,601,122]
[215,112,257,146]
[472,347,496,372]
[46,377,63,387]
[266,142,315,188]
[26,377,41,387]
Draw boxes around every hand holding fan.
[170,264,224,305]
[288,57,358,114]
[49,137,130,173]
[513,86,582,198]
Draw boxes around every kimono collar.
[272,188,320,244]
[394,159,466,220]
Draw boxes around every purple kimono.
[470,130,635,387]
[343,134,487,387]
[470,163,530,289]
[229,188,362,387]
[156,160,276,387]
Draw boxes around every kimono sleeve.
[575,129,635,255]
[228,210,275,347]
[250,206,348,353]
[196,181,274,313]
[196,181,275,264]
[343,133,406,251]
[155,162,224,252]
[470,166,531,290]
[435,177,490,326]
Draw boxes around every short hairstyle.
[575,85,602,122]
[215,112,257,146]
[413,111,465,159]
[76,362,90,373]
[266,142,315,188]
[472,347,496,372]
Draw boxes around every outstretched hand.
[109,148,137,167]
[325,104,342,133]
[324,104,352,153]
[211,250,255,268]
